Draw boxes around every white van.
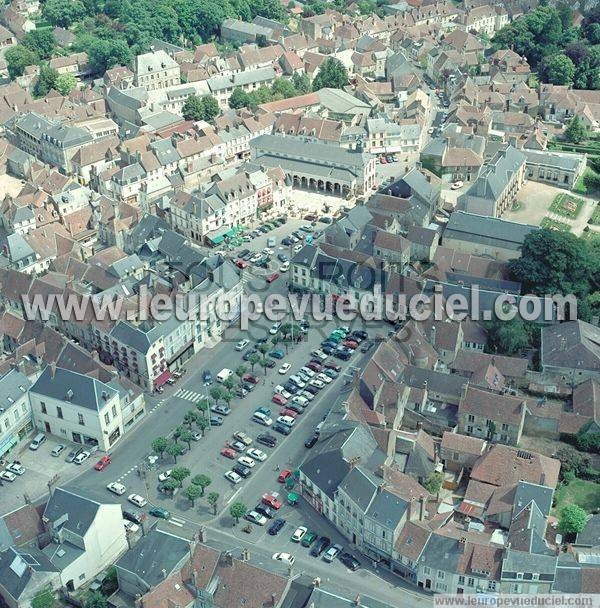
[29,433,46,451]
[216,368,234,383]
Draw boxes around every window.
[516,573,523,580]
[437,570,445,580]
[104,412,110,425]
[467,426,473,433]
[78,573,86,581]
[488,581,497,591]
[41,402,47,414]
[468,414,475,423]
[423,566,431,575]
[458,576,465,585]
[78,413,85,426]
[501,423,509,431]
[57,406,63,419]
[467,578,474,587]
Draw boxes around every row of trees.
[492,4,600,88]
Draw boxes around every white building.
[0,368,33,460]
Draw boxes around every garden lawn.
[541,217,571,232]
[553,479,600,514]
[549,193,584,219]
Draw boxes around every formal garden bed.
[541,217,571,232]
[549,193,585,219]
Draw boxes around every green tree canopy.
[423,471,443,495]
[152,436,169,457]
[229,501,247,523]
[191,473,212,495]
[312,57,348,90]
[22,30,55,60]
[485,315,530,356]
[84,591,107,608]
[170,466,191,486]
[33,66,59,98]
[183,484,202,506]
[207,491,220,514]
[229,87,251,109]
[182,94,219,121]
[55,73,78,96]
[43,0,87,27]
[564,115,588,144]
[6,45,38,79]
[559,504,588,534]
[166,441,183,463]
[539,53,575,85]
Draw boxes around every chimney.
[312,577,321,588]
[241,548,250,561]
[430,325,436,347]
[134,595,143,608]
[419,495,425,521]
[161,569,167,579]
[354,594,362,606]
[197,526,206,542]
[540,472,546,486]
[271,593,277,607]
[192,570,198,590]
[224,551,234,566]
[560,336,567,350]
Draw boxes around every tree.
[210,386,225,404]
[84,591,107,608]
[184,484,202,506]
[166,441,183,463]
[312,57,348,90]
[191,473,212,495]
[42,0,87,27]
[222,389,233,406]
[292,72,311,94]
[152,436,169,458]
[559,504,588,534]
[259,356,270,376]
[258,343,270,355]
[207,491,220,515]
[423,471,443,495]
[182,94,205,121]
[565,115,588,144]
[555,446,590,478]
[196,416,208,436]
[248,352,261,372]
[229,87,251,109]
[22,30,55,60]
[539,53,575,85]
[161,478,179,495]
[485,315,529,356]
[178,428,193,448]
[6,45,38,80]
[235,365,247,383]
[229,501,247,523]
[223,376,235,391]
[55,73,77,96]
[272,77,297,99]
[171,466,191,487]
[31,589,55,608]
[183,410,200,428]
[200,95,219,121]
[33,66,59,98]
[84,37,132,75]
[196,397,210,417]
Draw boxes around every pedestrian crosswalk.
[174,388,205,403]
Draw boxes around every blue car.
[269,518,286,535]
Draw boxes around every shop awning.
[154,370,172,387]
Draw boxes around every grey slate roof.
[0,546,59,600]
[116,529,189,587]
[208,67,275,92]
[418,533,462,572]
[513,481,553,519]
[0,368,31,411]
[43,488,101,536]
[575,514,600,548]
[366,489,409,530]
[306,588,396,608]
[31,366,118,411]
[444,210,537,251]
[338,467,379,512]
[524,149,585,171]
[541,320,600,373]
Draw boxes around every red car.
[280,408,298,418]
[243,373,259,385]
[220,447,237,459]
[343,339,358,350]
[324,361,341,372]
[272,393,288,406]
[94,455,111,471]
[236,259,249,269]
[266,273,280,284]
[278,469,292,483]
[379,156,387,164]
[307,361,323,373]
[262,493,282,509]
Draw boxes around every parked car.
[237,455,255,468]
[211,404,231,415]
[323,544,343,563]
[7,462,25,475]
[262,493,282,509]
[306,361,322,373]
[252,411,273,426]
[278,469,292,483]
[128,494,147,508]
[310,536,331,557]
[266,273,280,284]
[242,348,258,361]
[268,518,286,535]
[243,373,259,385]
[324,361,341,372]
[304,434,318,448]
[272,552,295,566]
[339,552,361,571]
[278,363,291,374]
[289,375,306,388]
[245,510,268,526]
[274,385,291,399]
[255,406,272,417]
[107,482,126,495]
[291,526,307,542]
[220,447,237,459]
[203,370,213,385]
[66,447,83,463]
[74,451,91,465]
[246,448,267,461]
[235,338,250,351]
[51,444,66,457]
[255,504,274,519]
[233,431,252,445]
[232,463,251,478]
[149,507,170,519]
[270,322,282,335]
[94,455,111,471]
[272,393,288,406]
[277,415,295,427]
[123,509,143,525]
[224,470,242,484]
[269,349,285,359]
[210,415,224,426]
[227,440,246,453]
[257,433,277,448]
[0,470,16,482]
[273,422,291,435]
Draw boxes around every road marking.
[174,388,204,403]
[226,487,241,505]
[169,516,186,527]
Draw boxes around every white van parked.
[216,368,234,383]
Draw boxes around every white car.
[252,411,273,426]
[262,247,274,256]
[274,385,291,399]
[250,253,262,263]
[278,363,291,374]
[74,451,90,464]
[245,510,268,526]
[292,396,309,407]
[289,375,306,388]
[316,373,332,384]
[225,470,242,484]
[311,349,328,361]
[158,470,172,482]
[300,367,315,378]
[279,261,290,272]
[235,338,250,351]
[237,455,255,468]
[427,127,434,134]
[246,447,267,461]
[123,520,139,534]
[270,322,281,335]
[310,379,325,389]
[128,494,147,508]
[293,243,303,253]
[7,462,25,475]
[233,431,252,445]
[291,526,307,542]
[450,180,464,190]
[107,482,127,496]
[272,552,295,566]
[277,415,295,428]
[0,470,16,482]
